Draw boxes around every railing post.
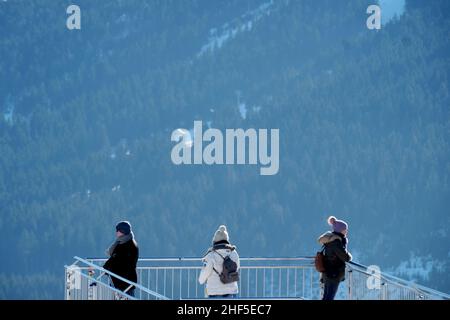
[88,268,97,300]
[195,269,198,298]
[294,268,297,298]
[286,268,289,298]
[156,269,159,296]
[248,268,251,298]
[179,268,182,299]
[347,269,353,300]
[139,269,142,300]
[255,268,258,298]
[188,268,190,299]
[65,268,71,300]
[302,268,305,298]
[263,268,266,298]
[147,269,150,300]
[278,268,282,297]
[270,268,274,297]
[171,268,174,299]
[164,269,167,299]
[381,282,387,300]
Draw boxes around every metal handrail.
[347,261,450,300]
[81,256,317,300]
[72,256,169,300]
[85,256,449,298]
[86,256,316,262]
[67,256,450,300]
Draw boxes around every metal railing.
[344,262,450,300]
[66,256,450,300]
[84,257,320,299]
[64,256,168,300]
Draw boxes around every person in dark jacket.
[103,221,139,297]
[317,216,352,300]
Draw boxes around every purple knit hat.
[327,216,348,233]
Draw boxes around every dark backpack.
[314,246,326,273]
[213,250,240,284]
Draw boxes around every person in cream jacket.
[198,225,240,298]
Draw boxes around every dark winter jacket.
[317,231,352,282]
[103,238,139,291]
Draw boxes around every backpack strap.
[211,249,229,276]
[212,250,223,276]
[213,249,225,260]
[212,266,220,276]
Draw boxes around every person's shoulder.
[219,245,236,253]
[213,248,233,258]
[226,246,239,256]
[122,238,138,251]
[318,231,340,245]
[328,238,344,249]
[124,238,138,246]
[204,249,214,259]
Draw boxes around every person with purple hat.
[317,216,352,300]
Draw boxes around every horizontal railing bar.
[85,257,315,262]
[181,297,305,300]
[72,265,313,271]
[131,266,312,270]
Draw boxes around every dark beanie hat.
[116,221,131,235]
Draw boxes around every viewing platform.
[65,256,450,300]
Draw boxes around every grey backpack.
[213,250,239,284]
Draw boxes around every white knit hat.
[213,225,229,243]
